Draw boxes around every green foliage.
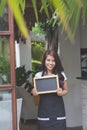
[32,41,45,76]
[1,0,87,40]
[32,18,59,36]
[32,23,42,35]
[0,55,10,84]
[31,0,87,40]
[32,60,41,76]
[32,41,45,60]
[0,0,7,16]
[0,55,10,75]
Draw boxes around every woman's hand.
[31,88,38,96]
[57,88,63,96]
[57,81,68,96]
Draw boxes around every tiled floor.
[20,119,83,130]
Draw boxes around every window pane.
[0,90,12,130]
[0,36,10,84]
[0,6,9,31]
[81,48,87,77]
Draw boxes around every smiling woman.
[31,49,68,130]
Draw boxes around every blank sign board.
[33,75,59,94]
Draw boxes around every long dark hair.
[40,50,64,75]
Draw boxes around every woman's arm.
[57,80,68,96]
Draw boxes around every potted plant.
[15,65,33,92]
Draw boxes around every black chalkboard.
[33,75,59,94]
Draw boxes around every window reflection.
[0,90,12,130]
[0,6,8,31]
[0,90,11,101]
[81,48,87,77]
[0,36,10,84]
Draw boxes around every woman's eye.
[47,59,50,61]
[47,59,55,62]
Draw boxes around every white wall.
[15,41,21,68]
[19,40,31,71]
[59,28,82,127]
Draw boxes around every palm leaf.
[52,0,73,40]
[40,0,50,19]
[70,4,81,36]
[18,0,25,14]
[81,0,87,25]
[66,0,84,36]
[32,0,38,22]
[8,0,28,38]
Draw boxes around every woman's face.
[45,55,56,73]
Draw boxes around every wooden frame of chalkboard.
[33,75,59,94]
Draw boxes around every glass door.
[0,5,17,130]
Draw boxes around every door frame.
[0,6,17,130]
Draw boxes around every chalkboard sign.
[33,75,59,94]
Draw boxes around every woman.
[32,49,68,130]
